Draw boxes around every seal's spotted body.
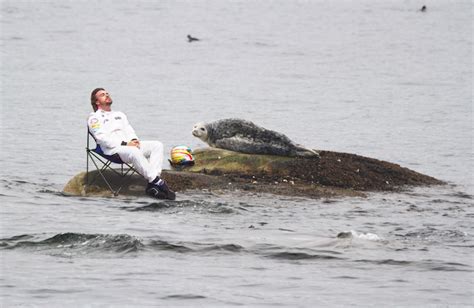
[192,118,319,158]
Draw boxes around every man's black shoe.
[146,184,167,199]
[156,180,176,200]
[146,181,176,200]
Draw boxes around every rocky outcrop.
[63,147,443,199]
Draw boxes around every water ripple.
[125,199,238,214]
[162,294,207,300]
[0,233,143,256]
[266,251,343,261]
[354,258,471,272]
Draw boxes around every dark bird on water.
[187,35,200,42]
[420,5,427,12]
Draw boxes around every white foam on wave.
[338,230,383,241]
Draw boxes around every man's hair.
[90,88,105,111]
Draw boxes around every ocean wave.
[127,201,174,211]
[1,179,59,193]
[199,243,244,253]
[0,233,247,257]
[337,230,383,241]
[265,251,343,261]
[354,258,472,272]
[0,233,143,256]
[37,189,64,196]
[3,232,469,273]
[148,240,244,254]
[1,233,344,262]
[124,199,238,214]
[147,240,194,253]
[254,243,344,261]
[162,294,207,300]
[398,227,469,242]
[448,191,473,199]
[356,259,412,266]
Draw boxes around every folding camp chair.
[85,129,139,196]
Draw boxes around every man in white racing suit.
[88,88,175,200]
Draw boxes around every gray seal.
[192,118,319,158]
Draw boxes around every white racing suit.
[88,109,163,183]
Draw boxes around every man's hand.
[127,139,140,148]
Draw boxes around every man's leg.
[115,142,175,200]
[140,141,164,176]
[139,141,175,200]
[114,146,158,182]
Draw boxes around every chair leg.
[89,156,119,195]
[86,149,89,189]
[86,149,142,197]
[114,165,138,195]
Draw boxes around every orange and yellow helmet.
[170,145,195,166]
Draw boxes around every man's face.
[95,90,113,111]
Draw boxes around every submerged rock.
[63,147,443,199]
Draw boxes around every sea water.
[0,0,472,306]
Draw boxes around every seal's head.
[192,122,209,142]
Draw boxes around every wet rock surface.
[63,147,443,199]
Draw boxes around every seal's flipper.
[295,146,320,159]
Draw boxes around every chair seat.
[93,145,124,164]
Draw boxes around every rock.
[63,147,443,199]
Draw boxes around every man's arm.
[88,115,123,149]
